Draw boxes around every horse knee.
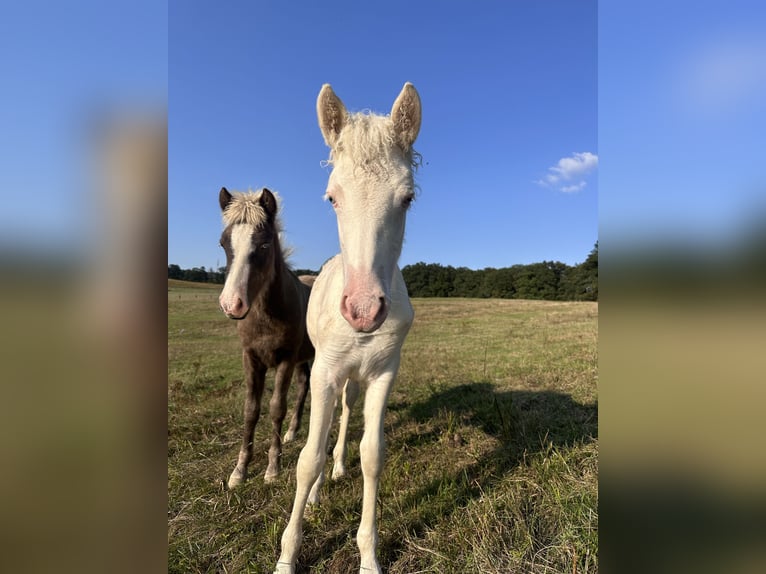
[359,435,384,478]
[296,446,324,484]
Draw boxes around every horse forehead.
[229,224,254,254]
[330,164,412,200]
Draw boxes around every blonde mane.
[222,189,293,261]
[324,112,422,171]
[221,189,283,231]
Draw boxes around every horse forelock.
[325,112,421,172]
[221,189,283,233]
[221,189,296,269]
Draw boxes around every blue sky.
[599,1,766,253]
[169,1,598,272]
[3,2,760,275]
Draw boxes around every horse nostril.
[376,296,387,318]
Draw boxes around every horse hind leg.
[332,378,359,480]
[228,350,266,489]
[283,361,310,444]
[265,361,295,482]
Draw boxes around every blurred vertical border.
[600,1,766,572]
[0,2,167,573]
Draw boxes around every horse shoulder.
[389,265,414,327]
[306,255,348,344]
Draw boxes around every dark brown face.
[218,223,276,319]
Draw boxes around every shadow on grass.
[378,381,598,570]
[291,381,597,573]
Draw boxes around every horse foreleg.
[275,361,340,574]
[306,405,332,506]
[332,378,359,480]
[283,361,310,444]
[356,368,396,574]
[228,349,266,489]
[265,361,295,482]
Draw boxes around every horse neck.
[252,243,294,317]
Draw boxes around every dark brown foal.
[218,186,314,486]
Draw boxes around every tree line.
[168,243,598,301]
[402,243,597,301]
[167,264,317,285]
[167,264,226,284]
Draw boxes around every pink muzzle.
[219,292,249,320]
[340,270,389,332]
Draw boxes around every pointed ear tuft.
[259,188,278,222]
[219,187,233,212]
[317,84,347,148]
[391,82,422,151]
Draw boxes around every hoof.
[307,485,321,507]
[331,465,346,481]
[273,563,294,574]
[264,467,279,483]
[264,472,278,484]
[283,429,297,443]
[227,468,246,489]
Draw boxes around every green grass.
[168,283,598,573]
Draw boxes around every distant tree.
[546,261,572,301]
[556,263,577,301]
[168,264,183,279]
[402,262,431,297]
[492,267,517,298]
[207,267,226,284]
[474,268,494,298]
[430,264,456,297]
[573,242,598,301]
[183,267,207,282]
[403,258,587,300]
[453,266,481,298]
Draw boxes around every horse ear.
[391,82,421,151]
[219,187,232,212]
[317,84,347,148]
[259,188,278,222]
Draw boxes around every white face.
[326,157,414,332]
[316,82,422,333]
[218,223,275,319]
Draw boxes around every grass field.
[168,279,598,573]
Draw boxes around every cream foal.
[274,82,422,574]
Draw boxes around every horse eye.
[402,194,415,208]
[260,243,271,250]
[327,195,335,206]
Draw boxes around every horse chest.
[238,315,302,367]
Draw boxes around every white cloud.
[536,151,598,193]
[561,181,587,193]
